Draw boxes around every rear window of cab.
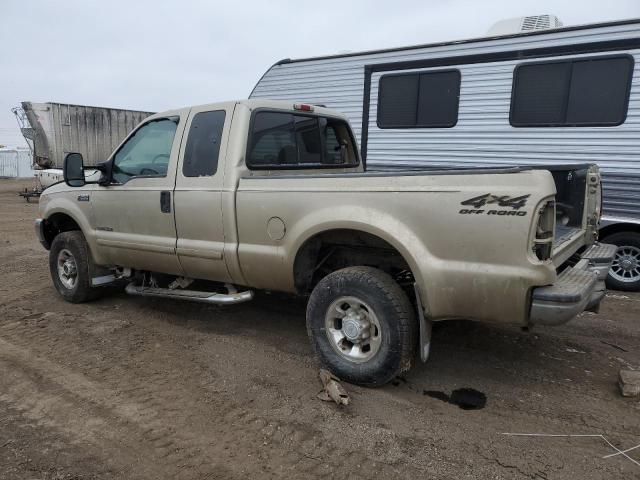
[247,111,359,169]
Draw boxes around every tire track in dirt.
[0,316,419,479]
[0,337,237,479]
[0,398,120,480]
[2,303,635,480]
[0,301,441,476]
[2,297,638,479]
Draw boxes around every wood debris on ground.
[317,369,350,406]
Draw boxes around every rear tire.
[603,231,640,292]
[306,266,417,387]
[49,231,103,303]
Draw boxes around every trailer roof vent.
[488,15,563,35]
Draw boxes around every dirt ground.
[0,178,638,479]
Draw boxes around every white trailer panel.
[251,19,640,221]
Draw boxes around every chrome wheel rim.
[324,296,382,363]
[57,248,78,289]
[610,245,640,283]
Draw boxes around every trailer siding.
[23,102,154,168]
[250,21,640,220]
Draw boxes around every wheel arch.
[291,222,427,297]
[43,212,83,247]
[41,198,103,265]
[599,221,640,239]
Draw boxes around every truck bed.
[555,225,582,249]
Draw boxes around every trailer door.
[91,115,185,274]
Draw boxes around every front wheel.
[49,231,103,303]
[306,266,417,387]
[603,231,640,292]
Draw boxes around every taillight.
[533,200,555,261]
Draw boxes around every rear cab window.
[247,111,359,169]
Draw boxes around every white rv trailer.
[250,17,640,291]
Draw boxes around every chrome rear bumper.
[529,243,616,326]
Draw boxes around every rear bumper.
[529,242,616,326]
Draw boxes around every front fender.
[39,189,107,265]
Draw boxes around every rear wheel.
[603,231,640,292]
[306,266,417,387]
[49,231,103,303]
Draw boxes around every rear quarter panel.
[236,169,558,325]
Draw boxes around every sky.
[1,0,639,147]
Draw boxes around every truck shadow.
[122,290,589,391]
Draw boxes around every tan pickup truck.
[35,99,615,386]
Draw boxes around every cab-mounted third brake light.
[293,103,314,112]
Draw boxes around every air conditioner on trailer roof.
[488,15,563,35]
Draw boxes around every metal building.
[18,102,154,168]
[250,18,640,290]
[0,149,33,178]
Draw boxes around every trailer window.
[247,111,358,169]
[112,118,178,184]
[510,55,634,127]
[377,70,460,128]
[183,110,226,177]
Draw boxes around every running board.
[125,283,254,305]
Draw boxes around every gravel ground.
[1,178,638,479]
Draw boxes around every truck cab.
[40,100,360,279]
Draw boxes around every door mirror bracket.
[97,160,113,186]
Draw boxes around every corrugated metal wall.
[251,22,640,221]
[23,102,154,168]
[0,150,34,178]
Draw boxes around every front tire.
[49,231,102,303]
[603,231,640,292]
[306,266,417,387]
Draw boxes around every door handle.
[160,191,171,213]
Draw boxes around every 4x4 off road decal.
[459,193,530,216]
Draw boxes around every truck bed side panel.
[236,170,557,325]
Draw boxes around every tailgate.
[545,164,601,265]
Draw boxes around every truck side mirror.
[63,153,86,187]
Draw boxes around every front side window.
[112,118,178,184]
[247,111,358,169]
